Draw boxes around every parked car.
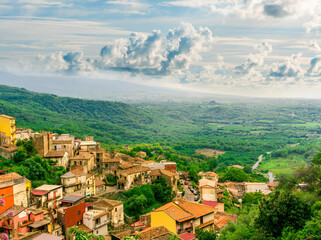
[185,181,189,185]
[193,190,198,195]
[194,196,199,201]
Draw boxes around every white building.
[83,209,108,236]
[31,185,63,209]
[244,182,269,193]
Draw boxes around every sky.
[1,0,321,99]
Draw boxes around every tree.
[13,148,27,163]
[69,226,104,240]
[195,228,217,240]
[125,195,148,217]
[242,192,263,205]
[243,165,252,174]
[256,190,311,238]
[221,168,249,182]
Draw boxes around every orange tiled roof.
[70,169,86,176]
[121,166,150,176]
[136,226,172,239]
[95,177,105,187]
[0,114,15,119]
[45,150,65,158]
[174,199,216,218]
[153,202,194,222]
[0,172,24,182]
[70,152,93,160]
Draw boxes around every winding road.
[252,154,275,183]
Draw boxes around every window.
[78,210,81,215]
[200,216,203,225]
[180,223,183,230]
[95,218,101,225]
[115,208,117,212]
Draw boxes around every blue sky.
[1,0,321,98]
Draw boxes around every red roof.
[142,226,150,230]
[32,190,49,196]
[0,169,9,172]
[85,202,93,207]
[130,221,145,227]
[179,232,195,240]
[202,201,221,208]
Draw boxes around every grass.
[259,155,307,177]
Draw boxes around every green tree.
[125,195,148,217]
[242,192,263,205]
[69,226,104,240]
[195,228,217,240]
[13,148,27,163]
[221,168,249,182]
[256,190,311,238]
[243,165,252,174]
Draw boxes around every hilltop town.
[0,114,308,240]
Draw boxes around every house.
[69,152,95,174]
[268,181,279,190]
[83,209,108,236]
[15,128,37,141]
[95,178,105,195]
[33,132,53,157]
[214,212,237,231]
[135,226,174,240]
[52,133,75,157]
[151,169,178,193]
[57,202,86,234]
[60,195,85,207]
[61,170,86,195]
[0,172,30,214]
[0,131,10,147]
[79,136,100,151]
[199,178,217,201]
[202,201,224,213]
[143,160,177,173]
[0,205,28,238]
[90,149,105,166]
[33,233,64,240]
[100,155,122,176]
[31,185,63,209]
[117,166,151,191]
[151,199,216,234]
[86,174,96,197]
[0,114,16,145]
[44,150,69,168]
[244,182,269,193]
[0,145,18,160]
[93,198,124,227]
[199,172,219,182]
[0,206,52,238]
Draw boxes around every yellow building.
[0,115,16,145]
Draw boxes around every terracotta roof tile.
[95,177,105,187]
[0,172,24,182]
[174,199,216,218]
[136,226,173,240]
[153,202,194,222]
[45,150,65,158]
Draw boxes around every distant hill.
[0,85,154,144]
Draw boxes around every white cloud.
[268,53,304,79]
[234,41,272,74]
[21,22,214,75]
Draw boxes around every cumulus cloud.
[235,41,272,74]
[24,23,214,76]
[307,56,321,76]
[307,40,321,52]
[269,53,304,78]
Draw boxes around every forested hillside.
[2,84,321,168]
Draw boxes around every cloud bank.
[24,22,214,76]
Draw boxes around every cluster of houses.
[0,114,280,240]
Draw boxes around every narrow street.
[183,184,195,202]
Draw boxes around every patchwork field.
[195,148,226,157]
